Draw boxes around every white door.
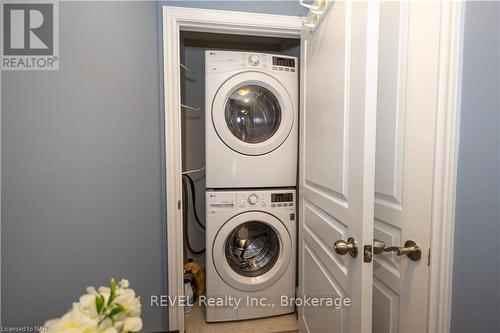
[372,2,441,332]
[298,1,379,332]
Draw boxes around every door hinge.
[427,248,431,266]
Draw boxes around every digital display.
[272,57,295,68]
[271,193,294,203]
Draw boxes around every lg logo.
[3,3,53,55]
[1,2,58,70]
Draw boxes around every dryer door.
[212,72,294,156]
[212,211,292,291]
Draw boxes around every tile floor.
[184,304,298,333]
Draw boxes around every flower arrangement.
[44,279,142,333]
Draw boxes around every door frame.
[161,4,463,332]
[427,2,464,332]
[161,6,303,331]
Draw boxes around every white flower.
[98,286,111,296]
[86,287,98,295]
[94,286,110,305]
[79,294,95,307]
[96,318,114,331]
[118,279,130,289]
[114,289,141,317]
[123,317,143,332]
[102,328,119,333]
[77,294,99,318]
[44,309,98,333]
[44,278,142,333]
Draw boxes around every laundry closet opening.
[179,31,300,333]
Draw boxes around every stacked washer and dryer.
[204,50,298,322]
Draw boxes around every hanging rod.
[180,63,195,75]
[181,104,200,111]
[182,166,205,175]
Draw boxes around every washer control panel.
[239,192,267,208]
[207,189,295,213]
[206,50,298,78]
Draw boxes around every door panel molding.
[303,1,351,200]
[373,277,400,333]
[303,244,347,332]
[305,180,349,207]
[303,224,349,285]
[375,2,409,208]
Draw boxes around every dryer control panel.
[205,50,298,78]
[207,189,296,214]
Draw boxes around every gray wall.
[159,0,307,15]
[1,2,166,331]
[1,1,306,331]
[451,2,500,333]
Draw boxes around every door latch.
[363,245,372,263]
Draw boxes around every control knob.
[248,54,260,66]
[247,194,259,205]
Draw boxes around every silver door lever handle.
[373,239,422,261]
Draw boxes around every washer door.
[212,72,294,156]
[212,211,292,292]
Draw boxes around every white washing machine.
[205,189,296,322]
[205,50,298,188]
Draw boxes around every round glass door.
[224,86,282,144]
[225,221,280,277]
[211,72,295,156]
[212,211,292,291]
